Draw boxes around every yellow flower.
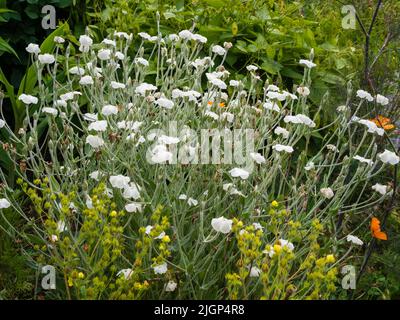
[78,272,85,279]
[110,210,117,217]
[162,235,171,243]
[326,254,335,263]
[273,244,282,254]
[271,200,279,208]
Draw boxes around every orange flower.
[370,115,395,131]
[370,217,387,240]
[208,101,226,108]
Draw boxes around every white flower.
[274,126,289,139]
[97,48,111,60]
[178,194,188,201]
[117,269,133,280]
[150,144,173,163]
[272,144,294,153]
[337,105,348,112]
[165,280,177,292]
[115,51,125,60]
[354,155,374,166]
[326,144,339,152]
[305,161,315,171]
[122,182,141,200]
[181,197,196,207]
[250,152,266,164]
[158,135,180,144]
[0,198,11,209]
[57,220,67,233]
[284,114,315,128]
[83,113,98,122]
[88,120,107,132]
[144,225,154,235]
[79,35,93,53]
[109,175,130,189]
[138,32,153,40]
[249,266,261,278]
[135,57,149,67]
[279,239,294,251]
[89,170,101,181]
[0,119,5,128]
[211,216,233,234]
[38,54,55,64]
[110,81,126,89]
[378,149,400,165]
[86,135,104,148]
[372,183,388,196]
[54,36,65,44]
[376,94,389,106]
[114,31,131,39]
[320,187,334,199]
[42,107,58,116]
[101,104,118,116]
[263,101,280,112]
[155,98,174,109]
[208,77,227,90]
[356,89,373,102]
[192,34,207,43]
[69,66,85,75]
[135,83,157,96]
[60,91,81,101]
[246,65,258,71]
[125,202,142,213]
[191,57,214,69]
[229,168,250,180]
[299,59,316,68]
[18,94,38,105]
[79,75,94,85]
[55,100,67,107]
[205,110,219,120]
[102,38,116,46]
[212,45,226,56]
[178,30,193,40]
[253,223,264,231]
[220,112,234,123]
[296,86,310,97]
[267,84,280,91]
[26,43,40,54]
[51,235,58,242]
[169,34,179,42]
[229,80,240,87]
[347,235,363,246]
[153,262,168,274]
[358,119,384,136]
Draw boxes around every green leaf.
[280,67,303,80]
[204,0,225,8]
[260,57,282,75]
[176,0,184,10]
[24,5,39,19]
[0,36,19,59]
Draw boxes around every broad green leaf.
[260,57,282,75]
[280,67,303,80]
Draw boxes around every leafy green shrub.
[0,28,398,299]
